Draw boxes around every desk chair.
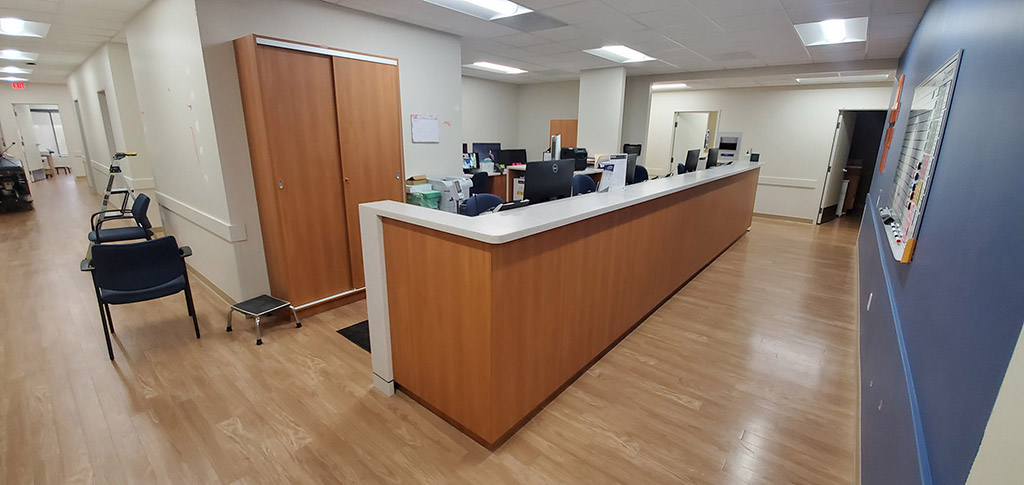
[81,236,200,361]
[88,193,154,244]
[623,144,642,156]
[632,165,649,184]
[461,193,503,216]
[470,172,491,196]
[572,174,596,195]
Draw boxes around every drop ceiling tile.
[714,9,794,33]
[517,0,581,9]
[870,0,932,15]
[495,32,552,47]
[867,12,925,40]
[866,37,910,59]
[532,25,588,41]
[784,0,869,24]
[630,4,709,30]
[602,0,697,15]
[690,0,785,19]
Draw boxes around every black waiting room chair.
[632,165,649,184]
[88,192,154,244]
[81,236,200,360]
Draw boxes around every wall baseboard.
[186,263,236,306]
[753,212,814,224]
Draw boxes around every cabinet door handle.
[395,171,400,180]
[344,177,350,183]
[277,179,284,189]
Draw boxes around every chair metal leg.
[291,306,302,328]
[255,316,263,345]
[183,278,200,339]
[105,304,115,334]
[95,292,114,361]
[226,309,233,332]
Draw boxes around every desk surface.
[361,162,759,244]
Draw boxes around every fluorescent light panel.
[651,82,689,91]
[1,65,30,74]
[0,76,26,82]
[0,49,37,61]
[584,45,655,63]
[796,73,891,84]
[0,18,50,38]
[465,61,527,74]
[422,0,532,21]
[793,17,868,46]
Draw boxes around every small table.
[227,294,301,345]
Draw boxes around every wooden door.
[333,57,405,288]
[549,119,578,149]
[242,42,354,305]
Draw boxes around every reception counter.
[359,162,760,449]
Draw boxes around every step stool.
[227,294,301,345]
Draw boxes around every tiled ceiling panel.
[331,0,929,84]
[0,0,150,84]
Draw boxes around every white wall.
[461,76,519,154]
[125,0,250,300]
[646,85,891,221]
[577,67,625,156]
[968,327,1024,483]
[0,83,86,178]
[517,80,579,161]
[68,42,160,225]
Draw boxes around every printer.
[427,176,473,213]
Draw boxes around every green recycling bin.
[407,190,441,209]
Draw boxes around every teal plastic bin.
[407,190,441,209]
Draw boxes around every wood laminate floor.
[1,176,861,484]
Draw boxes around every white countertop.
[361,162,759,245]
[505,165,603,176]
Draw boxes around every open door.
[668,110,719,174]
[818,111,857,224]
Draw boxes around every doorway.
[11,103,71,182]
[817,109,887,224]
[73,99,95,188]
[669,110,719,174]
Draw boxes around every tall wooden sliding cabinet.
[234,35,405,313]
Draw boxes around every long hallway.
[1,176,861,484]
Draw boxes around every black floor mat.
[337,320,370,353]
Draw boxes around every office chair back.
[470,172,490,196]
[91,236,186,292]
[461,193,503,216]
[623,144,642,156]
[132,193,153,230]
[572,174,596,195]
[632,164,649,184]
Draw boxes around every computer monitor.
[524,159,573,204]
[473,143,501,165]
[706,148,720,168]
[623,144,642,156]
[462,152,478,171]
[497,149,527,167]
[684,149,701,173]
[625,154,638,184]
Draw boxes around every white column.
[577,67,626,155]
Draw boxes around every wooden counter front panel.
[383,169,758,446]
[382,220,497,439]
[489,169,759,440]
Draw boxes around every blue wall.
[860,0,1024,483]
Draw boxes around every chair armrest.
[80,258,93,272]
[110,188,130,194]
[90,210,130,231]
[179,246,193,258]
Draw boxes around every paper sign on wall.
[411,114,439,143]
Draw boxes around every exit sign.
[11,82,24,90]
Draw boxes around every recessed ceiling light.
[465,61,527,74]
[0,49,37,61]
[423,0,532,21]
[0,17,50,38]
[0,76,26,82]
[583,45,656,64]
[794,17,868,46]
[651,82,689,91]
[796,73,891,84]
[0,66,30,74]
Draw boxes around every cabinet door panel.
[334,57,405,288]
[255,45,353,304]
